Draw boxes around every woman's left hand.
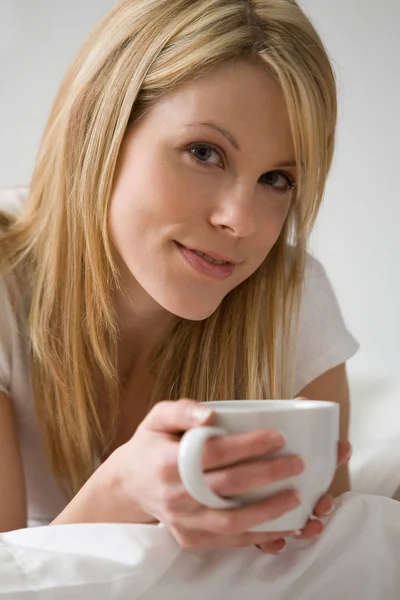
[256,440,352,554]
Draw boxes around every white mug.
[178,400,339,532]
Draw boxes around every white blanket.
[1,492,399,599]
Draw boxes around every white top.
[0,188,359,527]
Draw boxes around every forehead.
[142,60,294,157]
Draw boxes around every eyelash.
[187,143,296,195]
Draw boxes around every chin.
[161,294,222,322]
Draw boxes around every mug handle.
[178,426,241,509]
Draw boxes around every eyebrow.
[188,121,241,150]
[186,121,297,169]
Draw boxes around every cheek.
[109,165,172,242]
[108,185,148,257]
[108,163,155,265]
[150,159,215,222]
[239,200,290,277]
[258,198,291,247]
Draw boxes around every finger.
[202,430,285,471]
[313,494,336,519]
[205,455,305,497]
[180,489,301,535]
[256,538,287,554]
[337,440,352,467]
[142,399,214,433]
[292,518,324,540]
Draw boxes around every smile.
[174,242,236,280]
[191,249,229,266]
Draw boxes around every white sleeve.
[0,278,13,396]
[0,187,28,216]
[292,254,359,394]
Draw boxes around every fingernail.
[324,499,337,517]
[192,405,213,423]
[289,492,301,508]
[292,530,303,539]
[270,431,286,446]
[274,540,287,554]
[314,528,324,537]
[292,456,306,473]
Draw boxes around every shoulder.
[299,252,351,328]
[303,251,328,279]
[0,187,28,216]
[291,251,359,394]
[302,252,337,294]
[300,252,341,317]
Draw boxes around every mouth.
[174,241,236,280]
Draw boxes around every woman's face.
[109,59,297,321]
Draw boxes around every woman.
[0,0,357,555]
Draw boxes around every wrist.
[51,447,155,526]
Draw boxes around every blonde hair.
[0,0,337,495]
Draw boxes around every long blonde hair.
[0,0,337,495]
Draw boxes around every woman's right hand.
[102,399,307,550]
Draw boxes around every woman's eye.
[260,170,295,194]
[189,144,222,166]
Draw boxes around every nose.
[209,185,258,238]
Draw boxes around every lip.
[178,243,238,265]
[174,241,236,280]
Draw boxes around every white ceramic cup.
[178,400,339,532]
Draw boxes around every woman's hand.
[53,397,350,554]
[99,399,309,549]
[256,440,352,554]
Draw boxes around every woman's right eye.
[187,143,223,168]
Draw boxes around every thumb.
[143,399,214,434]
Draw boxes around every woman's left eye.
[260,171,295,194]
[188,144,222,167]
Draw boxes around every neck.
[114,279,177,382]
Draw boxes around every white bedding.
[349,371,400,499]
[1,492,400,599]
